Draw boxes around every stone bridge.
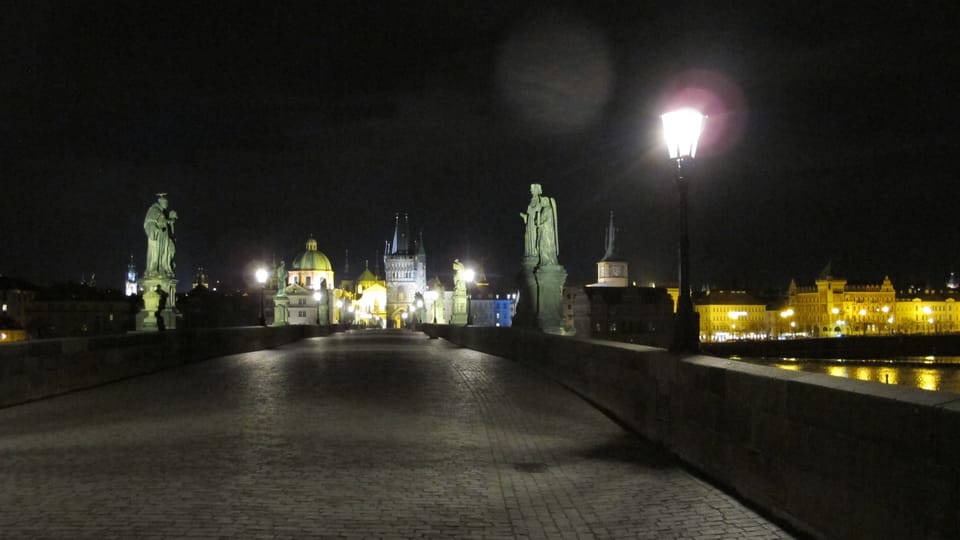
[2,327,958,539]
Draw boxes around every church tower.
[593,211,628,287]
[384,213,427,327]
[125,256,139,296]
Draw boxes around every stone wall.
[426,325,960,540]
[0,325,334,408]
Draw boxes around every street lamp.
[255,267,268,326]
[661,108,704,353]
[425,290,439,323]
[314,290,323,325]
[464,268,476,326]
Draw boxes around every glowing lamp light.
[922,306,932,315]
[464,268,476,283]
[255,268,268,284]
[831,307,840,315]
[661,109,705,160]
[780,309,794,318]
[313,291,322,302]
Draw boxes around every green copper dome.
[292,237,333,271]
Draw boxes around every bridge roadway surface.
[0,330,794,539]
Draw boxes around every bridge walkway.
[0,330,793,539]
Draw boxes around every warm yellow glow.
[923,306,933,315]
[917,370,940,391]
[336,300,343,308]
[928,318,935,324]
[728,310,748,319]
[255,268,268,284]
[854,367,871,381]
[859,309,867,316]
[827,366,849,377]
[831,307,840,315]
[878,368,898,385]
[661,108,705,159]
[881,306,890,313]
[775,364,801,371]
[888,317,895,324]
[780,309,794,318]
[313,291,322,301]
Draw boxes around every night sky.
[2,2,957,292]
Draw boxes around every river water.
[734,356,960,395]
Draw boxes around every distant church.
[383,213,426,327]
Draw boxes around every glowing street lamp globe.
[661,108,705,160]
[255,268,268,284]
[464,268,476,283]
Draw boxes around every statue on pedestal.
[516,183,566,334]
[136,193,180,331]
[451,259,468,325]
[143,193,177,278]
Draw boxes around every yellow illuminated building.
[695,290,767,342]
[785,266,895,337]
[353,261,387,326]
[895,292,960,334]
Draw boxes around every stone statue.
[520,183,558,266]
[276,261,287,297]
[143,193,178,278]
[453,259,466,292]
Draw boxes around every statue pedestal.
[136,277,179,331]
[273,296,289,326]
[534,264,566,334]
[515,259,566,334]
[451,290,468,325]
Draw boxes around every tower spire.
[601,211,618,261]
[390,214,400,254]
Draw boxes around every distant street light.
[255,268,268,326]
[314,290,323,325]
[661,108,704,353]
[464,268,476,326]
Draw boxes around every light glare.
[661,109,705,159]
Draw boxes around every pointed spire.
[818,261,833,280]
[343,249,350,275]
[416,229,425,255]
[601,211,618,261]
[390,213,400,254]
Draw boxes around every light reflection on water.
[737,357,960,394]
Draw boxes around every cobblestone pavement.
[0,330,794,539]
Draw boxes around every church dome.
[292,237,333,271]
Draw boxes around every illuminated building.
[695,290,767,342]
[288,237,335,291]
[895,288,960,334]
[354,260,387,326]
[785,265,895,337]
[383,213,426,328]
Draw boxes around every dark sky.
[1,2,957,292]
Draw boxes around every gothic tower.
[383,213,427,326]
[594,211,628,287]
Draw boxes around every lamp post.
[425,290,438,323]
[464,268,476,326]
[662,108,704,353]
[314,290,323,325]
[255,268,268,326]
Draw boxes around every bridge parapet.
[425,324,960,540]
[0,325,337,408]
